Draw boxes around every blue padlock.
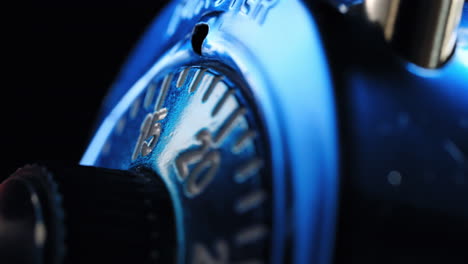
[1,1,467,263]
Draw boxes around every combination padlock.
[1,0,467,263]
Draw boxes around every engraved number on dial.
[131,68,264,200]
[132,74,173,161]
[175,129,221,197]
[115,66,269,263]
[132,108,168,161]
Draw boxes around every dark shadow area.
[2,1,169,180]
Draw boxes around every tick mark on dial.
[116,116,127,135]
[130,97,141,119]
[102,141,111,155]
[176,68,190,88]
[212,90,235,116]
[155,74,173,111]
[189,68,207,93]
[233,130,257,153]
[214,107,247,143]
[235,225,268,246]
[198,73,215,96]
[144,83,157,110]
[444,139,466,164]
[203,75,223,103]
[235,158,264,183]
[235,190,266,214]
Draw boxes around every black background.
[2,1,169,180]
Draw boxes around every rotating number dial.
[91,65,272,264]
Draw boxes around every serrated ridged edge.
[11,164,67,264]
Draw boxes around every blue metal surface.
[88,62,272,263]
[81,0,468,263]
[309,2,468,262]
[82,1,338,263]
